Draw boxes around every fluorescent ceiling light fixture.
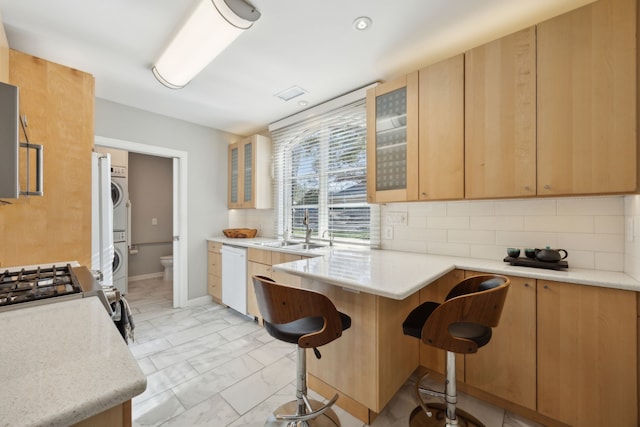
[274,86,308,101]
[152,0,260,89]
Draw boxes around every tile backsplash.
[381,196,626,272]
[228,195,640,276]
[624,195,640,280]
[228,209,276,239]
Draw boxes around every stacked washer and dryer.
[111,164,129,295]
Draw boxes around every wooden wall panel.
[0,50,94,268]
[0,13,8,83]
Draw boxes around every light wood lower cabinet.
[207,241,222,303]
[537,280,638,427]
[414,272,638,426]
[464,272,536,411]
[72,400,131,427]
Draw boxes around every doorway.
[95,135,188,308]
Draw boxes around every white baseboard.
[128,272,164,282]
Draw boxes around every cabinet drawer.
[208,252,221,277]
[208,274,221,300]
[271,252,302,264]
[248,247,272,264]
[207,241,222,253]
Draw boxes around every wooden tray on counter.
[503,256,568,270]
[223,228,258,238]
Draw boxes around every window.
[271,96,379,246]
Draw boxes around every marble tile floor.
[126,277,544,427]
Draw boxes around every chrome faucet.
[322,230,334,246]
[303,209,312,243]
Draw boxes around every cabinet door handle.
[524,283,529,287]
[544,284,549,289]
[543,185,551,190]
[524,186,531,191]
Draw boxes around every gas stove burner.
[0,264,83,307]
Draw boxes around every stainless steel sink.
[256,240,326,250]
[290,243,326,250]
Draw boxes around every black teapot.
[535,247,568,262]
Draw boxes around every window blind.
[270,96,380,247]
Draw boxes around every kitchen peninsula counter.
[0,297,146,427]
[271,248,640,297]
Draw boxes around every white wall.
[381,196,625,272]
[95,98,236,300]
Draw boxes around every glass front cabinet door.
[228,141,241,208]
[366,72,419,203]
[228,135,272,209]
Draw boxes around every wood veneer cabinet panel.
[537,0,637,195]
[465,27,537,199]
[418,55,464,200]
[464,272,536,410]
[207,242,222,302]
[247,261,271,319]
[0,14,8,83]
[0,50,94,267]
[304,280,419,413]
[418,269,464,378]
[247,247,272,264]
[537,280,637,426]
[72,401,131,427]
[305,281,379,409]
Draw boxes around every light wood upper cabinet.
[366,72,419,203]
[465,27,537,199]
[464,272,537,410]
[537,0,637,195]
[418,55,464,200]
[537,280,637,427]
[228,134,272,209]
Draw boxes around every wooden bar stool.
[402,274,510,427]
[252,275,351,427]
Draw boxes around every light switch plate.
[382,226,393,240]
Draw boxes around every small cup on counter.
[507,248,520,258]
[524,248,536,259]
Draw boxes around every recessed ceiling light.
[298,100,308,108]
[353,16,372,31]
[274,86,307,101]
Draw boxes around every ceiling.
[0,0,593,136]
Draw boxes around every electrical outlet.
[152,218,158,226]
[385,212,407,226]
[382,226,393,240]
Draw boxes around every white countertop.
[0,297,147,427]
[208,236,640,299]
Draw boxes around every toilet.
[160,255,173,281]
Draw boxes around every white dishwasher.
[221,244,248,315]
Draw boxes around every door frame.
[95,135,188,308]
